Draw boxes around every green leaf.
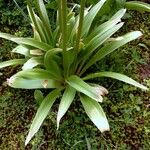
[7,69,62,89]
[83,72,148,90]
[57,86,76,129]
[67,75,103,102]
[27,5,46,42]
[25,89,61,145]
[85,9,126,43]
[13,38,52,51]
[11,69,59,80]
[12,45,30,56]
[7,77,60,89]
[34,13,48,42]
[82,0,106,37]
[36,0,53,44]
[81,31,142,74]
[0,32,52,51]
[0,59,25,69]
[125,1,150,12]
[22,57,43,70]
[34,90,44,105]
[80,95,109,132]
[44,49,63,79]
[84,22,124,57]
[31,23,41,41]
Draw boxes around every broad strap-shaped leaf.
[22,57,43,70]
[80,95,109,132]
[13,38,52,51]
[31,23,41,41]
[7,69,62,89]
[25,89,61,145]
[125,1,150,12]
[66,75,103,102]
[44,49,63,79]
[34,11,52,44]
[80,31,142,75]
[82,0,106,37]
[34,90,44,105]
[83,72,148,90]
[57,86,76,129]
[78,9,126,68]
[84,22,124,58]
[34,13,48,42]
[27,5,45,42]
[11,68,59,80]
[7,77,60,89]
[85,9,126,43]
[36,0,53,45]
[12,45,31,56]
[0,59,25,69]
[27,4,40,38]
[0,32,52,51]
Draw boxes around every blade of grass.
[13,0,29,21]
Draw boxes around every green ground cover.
[0,1,150,149]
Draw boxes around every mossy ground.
[0,7,150,150]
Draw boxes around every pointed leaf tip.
[67,75,103,102]
[57,86,76,129]
[80,95,110,133]
[25,89,61,145]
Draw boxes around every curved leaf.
[22,57,43,70]
[13,38,52,51]
[0,32,52,51]
[36,0,53,44]
[27,5,45,42]
[67,75,103,102]
[34,13,48,42]
[57,86,76,129]
[34,90,44,105]
[80,31,142,75]
[12,45,30,56]
[7,77,61,89]
[125,1,150,12]
[82,0,106,37]
[83,72,148,90]
[12,68,58,80]
[80,95,109,132]
[25,89,61,145]
[84,22,124,57]
[44,48,62,79]
[85,9,126,43]
[0,59,25,69]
